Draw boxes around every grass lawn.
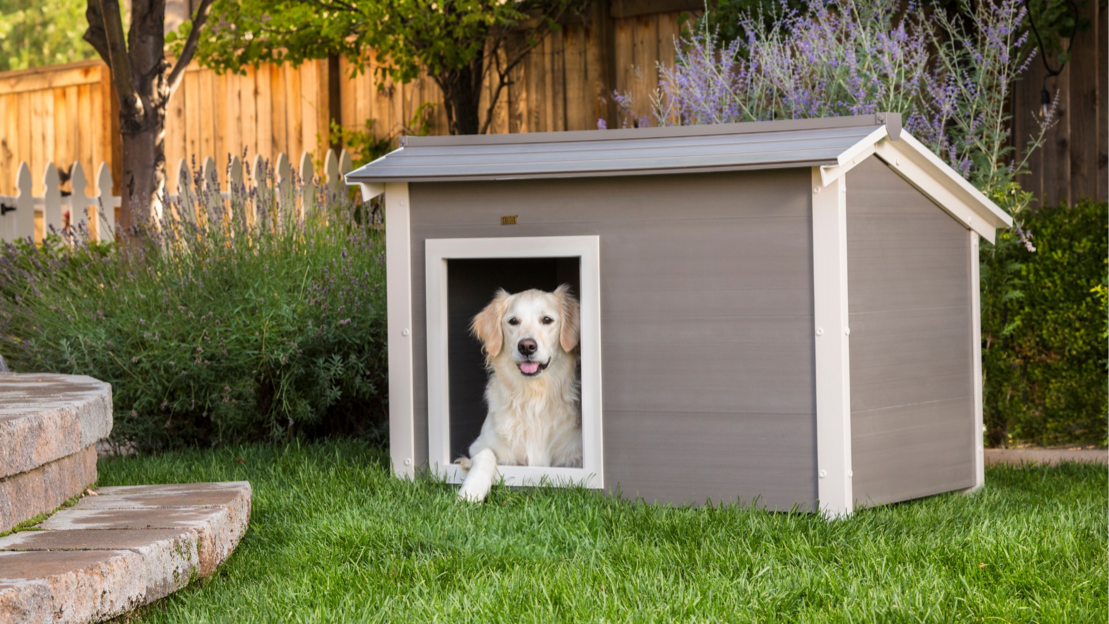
[99,439,1107,623]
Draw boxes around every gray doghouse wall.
[846,158,976,506]
[409,170,819,510]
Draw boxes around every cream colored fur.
[457,285,581,502]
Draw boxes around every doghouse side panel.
[409,170,818,510]
[846,158,976,506]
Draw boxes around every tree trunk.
[436,55,485,135]
[85,0,212,232]
[119,122,166,231]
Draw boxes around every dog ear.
[555,284,580,353]
[471,289,509,357]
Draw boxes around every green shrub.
[0,166,388,451]
[982,198,1108,447]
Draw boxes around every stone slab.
[984,448,1108,466]
[0,528,188,552]
[74,483,248,509]
[42,481,251,576]
[0,529,199,602]
[0,482,250,623]
[0,550,145,624]
[0,373,113,480]
[0,446,97,534]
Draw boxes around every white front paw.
[457,477,490,502]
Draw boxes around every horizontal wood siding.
[409,170,818,509]
[846,158,975,506]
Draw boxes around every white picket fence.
[0,149,355,244]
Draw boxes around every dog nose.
[518,338,537,356]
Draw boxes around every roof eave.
[821,131,1012,243]
[345,159,841,185]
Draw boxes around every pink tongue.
[520,361,540,374]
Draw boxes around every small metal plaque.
[501,215,518,225]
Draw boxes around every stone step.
[0,481,251,624]
[0,373,113,534]
[0,447,97,534]
[0,374,113,480]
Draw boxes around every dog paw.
[458,457,472,472]
[457,479,490,502]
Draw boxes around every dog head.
[471,284,580,379]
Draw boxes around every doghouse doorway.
[425,236,603,488]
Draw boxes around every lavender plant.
[0,159,388,451]
[627,0,1052,216]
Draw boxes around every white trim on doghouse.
[816,131,1012,244]
[872,135,1011,244]
[966,231,985,492]
[817,126,885,186]
[811,168,854,518]
[385,183,417,478]
[424,235,604,489]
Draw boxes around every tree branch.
[167,0,215,94]
[83,0,111,64]
[97,0,144,123]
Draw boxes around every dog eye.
[542,316,554,325]
[507,317,519,326]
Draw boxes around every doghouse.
[346,113,1011,516]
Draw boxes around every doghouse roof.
[346,113,1012,242]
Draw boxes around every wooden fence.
[0,0,1103,206]
[1011,0,1107,207]
[0,148,353,244]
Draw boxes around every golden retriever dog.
[457,284,582,502]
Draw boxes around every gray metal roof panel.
[346,123,882,183]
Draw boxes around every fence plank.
[29,91,44,194]
[548,30,566,131]
[184,70,201,168]
[564,25,589,131]
[586,14,610,130]
[252,153,268,226]
[42,162,62,238]
[272,65,288,159]
[94,161,114,241]
[339,149,352,177]
[200,70,216,169]
[77,85,94,181]
[70,160,89,234]
[1097,0,1107,202]
[286,64,304,160]
[255,65,274,162]
[526,35,547,132]
[0,61,102,94]
[325,149,341,196]
[300,151,316,215]
[613,16,633,126]
[53,89,69,176]
[275,152,294,221]
[1069,6,1098,201]
[1045,41,1072,207]
[228,154,244,223]
[15,162,34,241]
[172,156,192,224]
[0,96,8,196]
[241,66,258,161]
[201,156,221,222]
[216,72,233,173]
[91,76,107,191]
